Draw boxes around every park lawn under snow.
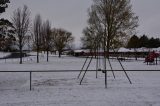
[0,52,160,106]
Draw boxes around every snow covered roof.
[136,47,150,52]
[74,47,160,53]
[74,50,84,53]
[74,49,90,53]
[152,47,160,52]
[118,47,134,52]
[118,47,160,53]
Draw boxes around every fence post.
[30,71,32,91]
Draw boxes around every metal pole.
[156,57,157,65]
[96,46,99,78]
[80,55,93,85]
[77,56,89,79]
[103,40,107,88]
[111,47,132,84]
[107,58,115,79]
[104,56,107,88]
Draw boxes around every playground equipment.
[145,51,160,65]
[77,34,132,88]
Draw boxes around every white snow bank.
[0,52,11,58]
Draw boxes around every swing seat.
[102,70,106,73]
[118,57,125,61]
[98,68,101,71]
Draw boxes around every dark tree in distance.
[139,35,149,48]
[154,38,160,48]
[51,28,74,58]
[127,35,139,60]
[148,37,155,48]
[127,35,139,48]
[12,5,31,64]
[148,37,160,48]
[127,34,160,48]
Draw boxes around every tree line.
[0,1,74,64]
[127,35,160,48]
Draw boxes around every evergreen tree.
[0,0,10,14]
[127,35,139,48]
[127,34,160,48]
[139,35,149,48]
[0,18,15,51]
[154,38,160,47]
[148,37,160,48]
[148,37,155,48]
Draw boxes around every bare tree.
[42,20,51,62]
[81,27,99,51]
[33,14,42,63]
[82,0,138,58]
[12,5,30,64]
[51,28,74,58]
[81,7,103,51]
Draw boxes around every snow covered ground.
[0,52,160,106]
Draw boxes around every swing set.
[77,34,132,88]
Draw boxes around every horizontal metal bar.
[0,70,159,72]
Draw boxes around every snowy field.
[0,52,160,106]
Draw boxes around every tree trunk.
[37,44,39,63]
[58,51,61,58]
[20,45,22,64]
[106,40,110,59]
[36,34,39,63]
[47,50,49,62]
[37,50,39,63]
[19,36,22,64]
[134,48,137,60]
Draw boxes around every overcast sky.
[1,0,160,47]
